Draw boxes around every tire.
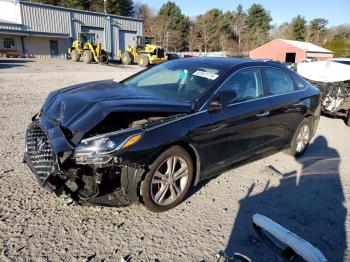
[141,146,194,212]
[71,49,80,62]
[285,118,312,157]
[138,54,149,67]
[82,50,93,64]
[99,54,109,64]
[121,52,132,65]
[346,111,350,127]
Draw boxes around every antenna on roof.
[103,0,107,14]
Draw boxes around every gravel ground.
[0,59,349,261]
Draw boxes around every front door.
[205,67,272,176]
[50,40,59,58]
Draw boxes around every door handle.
[256,111,270,117]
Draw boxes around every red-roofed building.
[249,39,334,63]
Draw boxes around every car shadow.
[0,59,35,69]
[186,175,217,201]
[222,136,347,261]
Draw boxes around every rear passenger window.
[294,77,307,90]
[265,68,295,95]
[220,68,264,103]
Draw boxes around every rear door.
[262,67,308,149]
[205,67,272,176]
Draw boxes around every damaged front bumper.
[309,79,350,116]
[24,115,145,207]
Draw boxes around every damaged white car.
[298,59,350,126]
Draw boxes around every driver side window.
[220,68,264,103]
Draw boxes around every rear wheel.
[121,52,132,65]
[346,111,350,127]
[99,54,109,64]
[138,54,149,67]
[71,49,80,62]
[285,118,312,157]
[82,50,93,64]
[142,146,193,212]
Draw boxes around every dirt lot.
[0,59,349,261]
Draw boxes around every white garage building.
[0,0,144,59]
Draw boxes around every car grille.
[26,124,55,184]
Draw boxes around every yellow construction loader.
[121,36,168,67]
[68,33,109,64]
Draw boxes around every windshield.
[122,60,226,103]
[80,33,95,43]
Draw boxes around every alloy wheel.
[295,124,310,153]
[151,156,189,206]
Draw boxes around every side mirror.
[208,96,222,112]
[208,90,238,112]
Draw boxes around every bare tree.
[133,2,156,36]
[195,9,225,52]
[231,4,245,52]
[307,18,328,45]
[271,22,294,39]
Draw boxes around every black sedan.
[24,58,321,212]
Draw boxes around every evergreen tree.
[59,0,92,10]
[158,1,189,51]
[29,0,93,11]
[291,15,307,41]
[243,4,272,48]
[108,0,134,16]
[28,0,61,5]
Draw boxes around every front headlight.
[74,131,143,164]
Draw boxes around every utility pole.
[104,0,107,14]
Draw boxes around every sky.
[139,0,350,27]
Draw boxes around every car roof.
[184,57,249,66]
[178,57,288,70]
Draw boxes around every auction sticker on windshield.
[193,70,219,80]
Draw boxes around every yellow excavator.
[121,36,168,67]
[68,33,109,64]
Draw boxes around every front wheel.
[82,50,93,64]
[346,111,350,127]
[141,146,193,212]
[138,54,149,67]
[121,52,132,65]
[71,49,80,62]
[285,118,312,157]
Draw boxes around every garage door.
[81,26,105,49]
[119,30,137,53]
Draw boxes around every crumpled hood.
[42,80,192,133]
